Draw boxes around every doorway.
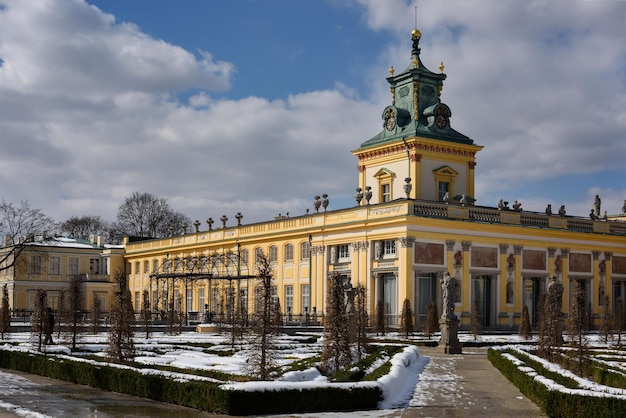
[472,275,496,327]
[523,277,544,326]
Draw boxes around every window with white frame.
[187,289,193,313]
[300,241,310,260]
[255,247,263,263]
[241,249,249,264]
[269,245,278,262]
[301,284,310,314]
[153,259,159,273]
[285,285,293,314]
[135,261,140,275]
[198,288,205,312]
[144,260,149,274]
[240,288,248,313]
[284,244,293,262]
[68,257,79,275]
[381,183,391,202]
[49,256,61,275]
[338,244,350,261]
[383,240,397,257]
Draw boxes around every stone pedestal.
[438,315,462,354]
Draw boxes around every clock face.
[435,114,448,129]
[386,116,396,130]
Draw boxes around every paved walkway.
[389,346,547,417]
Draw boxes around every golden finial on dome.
[389,66,395,76]
[439,61,445,73]
[411,29,421,40]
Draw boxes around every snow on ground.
[4,329,626,415]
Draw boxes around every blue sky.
[1,0,626,226]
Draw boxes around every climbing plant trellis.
[148,251,255,324]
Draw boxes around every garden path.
[390,346,547,417]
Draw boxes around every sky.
[1,0,626,227]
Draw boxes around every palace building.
[0,235,124,314]
[124,30,626,330]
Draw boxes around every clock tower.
[353,30,483,205]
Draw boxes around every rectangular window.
[90,258,100,274]
[153,259,159,273]
[285,285,293,313]
[30,255,42,275]
[241,249,249,264]
[338,244,350,261]
[49,256,61,275]
[198,288,205,312]
[174,290,181,311]
[152,291,158,312]
[438,182,450,202]
[68,257,79,275]
[187,289,193,313]
[301,284,310,314]
[382,183,391,202]
[135,262,140,275]
[255,248,263,263]
[383,240,397,257]
[240,288,248,314]
[134,292,140,312]
[213,288,219,313]
[144,260,149,274]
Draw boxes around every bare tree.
[616,297,624,347]
[67,275,83,350]
[0,200,57,274]
[0,284,10,339]
[470,299,482,340]
[31,289,47,352]
[519,304,532,340]
[272,297,283,330]
[320,272,352,375]
[538,283,564,360]
[375,300,386,336]
[56,289,66,340]
[91,294,102,334]
[354,284,369,356]
[423,301,439,339]
[567,281,588,375]
[400,299,413,338]
[60,215,110,241]
[111,192,191,239]
[599,295,612,343]
[246,253,278,380]
[108,268,136,363]
[140,290,151,338]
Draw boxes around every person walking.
[44,307,55,344]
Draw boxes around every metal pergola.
[148,252,255,324]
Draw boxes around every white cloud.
[1,0,626,227]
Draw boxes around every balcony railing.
[413,201,624,236]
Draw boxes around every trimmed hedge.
[488,348,626,418]
[0,349,381,415]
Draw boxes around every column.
[397,236,415,309]
[461,241,472,324]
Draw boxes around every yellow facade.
[122,30,626,330]
[0,236,125,313]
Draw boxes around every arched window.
[284,244,294,262]
[269,245,278,262]
[300,241,310,260]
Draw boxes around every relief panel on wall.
[569,253,591,273]
[414,242,444,265]
[522,250,546,271]
[471,247,498,268]
[613,256,626,275]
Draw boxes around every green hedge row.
[488,348,626,418]
[0,349,381,415]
